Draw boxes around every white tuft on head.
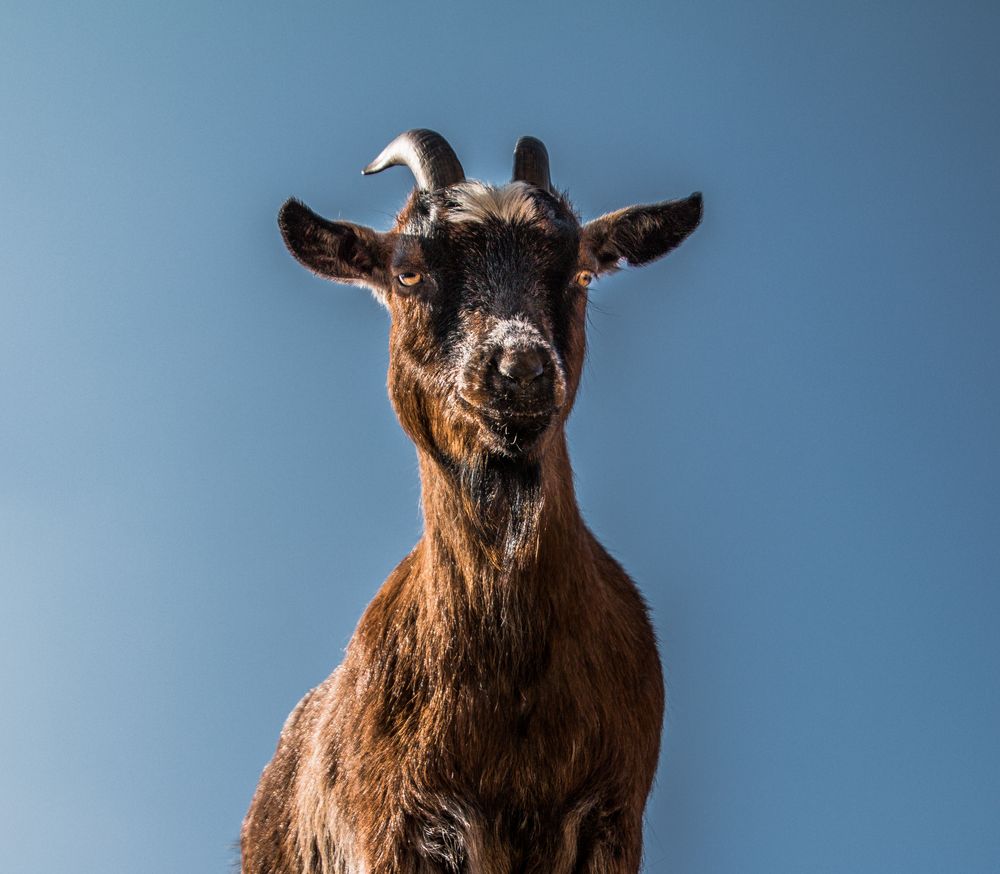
[442,182,542,225]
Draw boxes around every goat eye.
[574,270,594,288]
[397,272,423,287]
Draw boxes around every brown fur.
[244,137,702,874]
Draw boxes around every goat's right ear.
[278,198,390,298]
[581,192,703,274]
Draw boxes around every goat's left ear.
[582,192,703,274]
[278,198,391,298]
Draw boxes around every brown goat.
[242,130,702,874]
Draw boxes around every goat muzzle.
[458,333,567,456]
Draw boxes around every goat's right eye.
[397,272,423,288]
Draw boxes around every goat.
[242,129,702,874]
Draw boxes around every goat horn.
[362,129,465,191]
[512,136,552,193]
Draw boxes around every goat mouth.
[480,408,555,455]
[458,396,556,455]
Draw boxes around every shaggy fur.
[243,134,702,874]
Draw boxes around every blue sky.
[2,1,998,871]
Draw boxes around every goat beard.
[408,392,549,568]
[450,453,545,568]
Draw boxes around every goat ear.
[582,192,702,274]
[278,198,390,296]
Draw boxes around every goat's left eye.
[397,272,423,287]
[574,270,594,288]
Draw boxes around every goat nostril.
[497,348,546,384]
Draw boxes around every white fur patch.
[486,317,546,350]
[442,182,541,225]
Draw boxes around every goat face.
[278,131,702,465]
[384,182,587,461]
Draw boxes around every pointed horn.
[362,129,465,191]
[512,136,552,193]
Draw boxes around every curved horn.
[512,136,552,192]
[362,129,465,191]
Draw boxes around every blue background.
[2,1,998,871]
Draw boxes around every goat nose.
[497,347,545,384]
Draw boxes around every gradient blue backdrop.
[2,1,998,871]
